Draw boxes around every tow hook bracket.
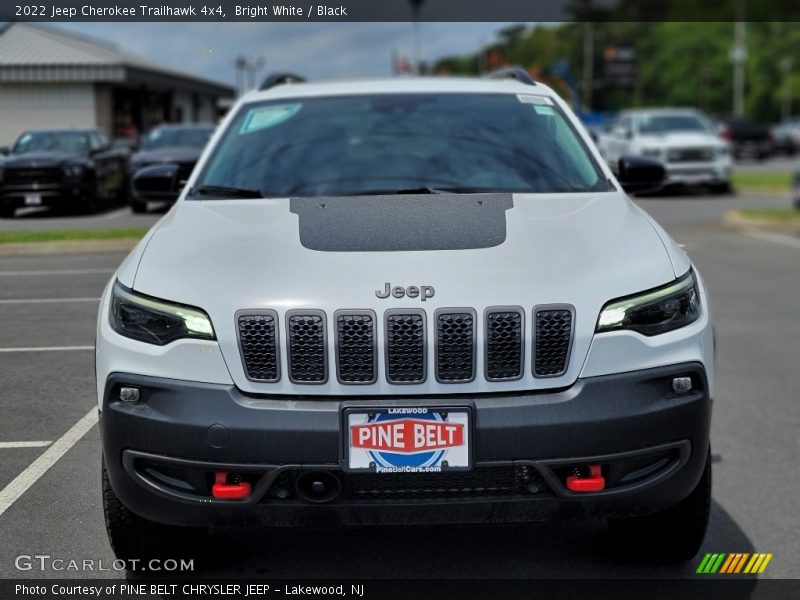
[565,464,605,493]
[211,471,251,500]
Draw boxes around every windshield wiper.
[189,185,264,199]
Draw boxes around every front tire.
[102,459,207,568]
[608,449,711,563]
[0,205,15,219]
[130,195,148,214]
[709,182,732,195]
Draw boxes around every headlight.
[641,148,662,157]
[64,165,85,178]
[109,280,215,345]
[596,269,701,336]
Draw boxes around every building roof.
[0,23,233,97]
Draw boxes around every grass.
[0,227,148,245]
[738,208,800,222]
[732,171,793,192]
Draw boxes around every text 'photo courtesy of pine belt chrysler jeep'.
[97,69,714,567]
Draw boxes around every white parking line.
[0,441,52,449]
[746,230,800,250]
[0,268,114,277]
[0,408,98,518]
[0,346,94,353]
[0,298,98,305]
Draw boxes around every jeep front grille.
[485,308,524,381]
[335,311,377,384]
[533,306,574,377]
[385,310,426,384]
[237,312,279,382]
[287,311,327,384]
[435,309,476,383]
[236,306,574,385]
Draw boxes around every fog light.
[672,377,693,393]
[119,387,140,403]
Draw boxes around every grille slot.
[385,310,426,384]
[237,311,280,382]
[435,309,476,383]
[341,465,549,500]
[335,311,377,384]
[533,306,574,377]
[286,311,327,384]
[485,308,524,381]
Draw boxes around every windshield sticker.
[517,94,553,105]
[534,105,556,116]
[239,104,302,134]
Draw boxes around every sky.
[53,22,526,90]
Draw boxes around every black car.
[129,124,215,213]
[718,116,774,160]
[0,128,128,218]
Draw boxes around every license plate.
[343,407,471,473]
[24,194,42,206]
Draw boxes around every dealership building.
[0,23,234,146]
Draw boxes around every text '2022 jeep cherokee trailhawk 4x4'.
[97,70,714,565]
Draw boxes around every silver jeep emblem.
[375,283,435,301]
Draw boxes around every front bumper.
[664,162,731,186]
[0,180,88,208]
[101,362,711,527]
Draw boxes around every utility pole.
[409,0,425,74]
[730,0,747,116]
[582,23,594,111]
[781,55,793,120]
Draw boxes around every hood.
[638,131,721,148]
[132,146,202,164]
[1,152,80,168]
[129,192,678,395]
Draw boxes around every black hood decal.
[290,194,513,252]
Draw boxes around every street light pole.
[409,0,425,74]
[731,0,747,116]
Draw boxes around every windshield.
[12,131,88,155]
[638,114,709,135]
[194,93,609,197]
[141,127,213,150]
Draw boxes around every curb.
[0,238,138,257]
[724,209,800,232]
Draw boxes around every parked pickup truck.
[0,128,128,218]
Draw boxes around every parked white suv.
[602,108,732,192]
[98,71,714,566]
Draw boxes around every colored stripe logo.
[696,553,773,574]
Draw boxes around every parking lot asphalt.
[0,192,797,581]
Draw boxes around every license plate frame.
[24,193,42,206]
[342,406,473,474]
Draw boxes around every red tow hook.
[565,464,605,493]
[211,471,251,500]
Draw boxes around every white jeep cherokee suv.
[98,70,714,565]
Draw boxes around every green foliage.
[431,21,800,122]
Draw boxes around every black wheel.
[102,458,207,568]
[608,449,711,563]
[709,182,732,195]
[130,196,148,214]
[0,205,15,219]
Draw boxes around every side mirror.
[0,146,9,156]
[131,164,180,200]
[617,155,666,194]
